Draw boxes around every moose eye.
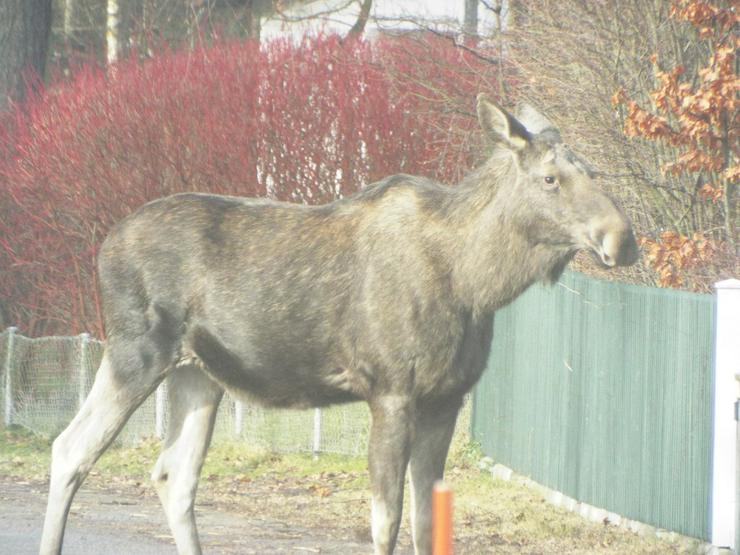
[543,175,559,191]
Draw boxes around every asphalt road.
[0,478,373,555]
[1,479,175,555]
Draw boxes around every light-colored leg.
[368,395,414,555]
[151,364,223,555]
[39,351,164,555]
[408,400,460,555]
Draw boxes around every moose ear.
[476,93,531,151]
[517,103,561,141]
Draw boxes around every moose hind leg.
[408,400,460,555]
[151,363,223,555]
[368,395,414,555]
[39,344,168,555]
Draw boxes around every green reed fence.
[472,271,715,541]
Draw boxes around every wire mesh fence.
[0,327,372,455]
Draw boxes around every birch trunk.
[107,0,120,65]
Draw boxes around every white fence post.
[711,278,740,550]
[3,327,17,427]
[155,382,166,439]
[313,408,322,458]
[736,374,740,555]
[78,333,90,409]
[234,399,243,437]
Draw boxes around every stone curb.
[478,458,733,555]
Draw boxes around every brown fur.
[40,96,638,555]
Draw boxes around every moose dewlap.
[40,95,637,555]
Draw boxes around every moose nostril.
[597,228,636,267]
[622,232,640,265]
[590,222,639,267]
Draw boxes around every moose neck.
[446,150,571,316]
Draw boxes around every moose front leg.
[368,395,414,555]
[408,399,461,555]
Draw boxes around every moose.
[40,95,638,555]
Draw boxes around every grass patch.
[0,426,52,479]
[0,425,693,553]
[200,443,370,492]
[0,425,369,486]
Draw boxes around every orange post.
[432,480,453,555]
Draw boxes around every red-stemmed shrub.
[0,34,498,337]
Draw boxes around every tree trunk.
[64,0,83,50]
[0,0,53,110]
[245,0,262,41]
[106,0,120,64]
[348,0,373,37]
[464,0,478,39]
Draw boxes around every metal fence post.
[313,407,322,458]
[710,278,740,550]
[155,382,166,439]
[3,327,17,427]
[234,399,243,437]
[78,333,90,410]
